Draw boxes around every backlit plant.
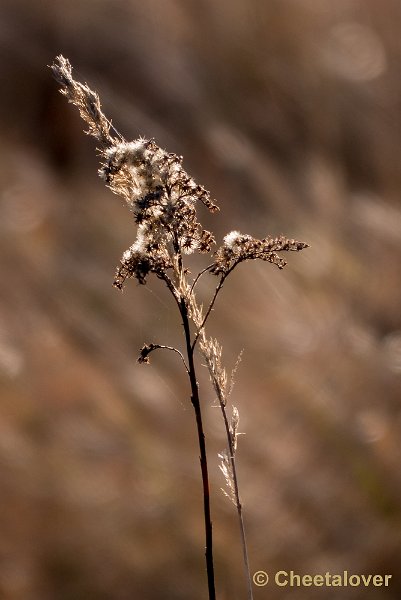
[51,55,308,600]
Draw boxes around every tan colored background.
[0,0,400,598]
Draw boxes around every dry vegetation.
[1,1,401,599]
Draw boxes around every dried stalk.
[50,55,308,600]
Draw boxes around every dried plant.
[51,55,308,600]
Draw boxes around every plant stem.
[192,262,238,351]
[180,297,216,600]
[220,406,253,600]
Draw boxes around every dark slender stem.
[180,297,216,600]
[190,264,214,294]
[155,345,189,373]
[191,277,224,352]
[192,262,238,351]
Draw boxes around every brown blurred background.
[1,0,401,598]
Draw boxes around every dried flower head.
[211,233,309,275]
[51,56,220,289]
[50,55,115,147]
[109,138,218,287]
[51,55,308,294]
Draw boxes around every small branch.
[190,264,214,294]
[138,343,189,374]
[192,262,239,351]
[191,277,224,352]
